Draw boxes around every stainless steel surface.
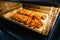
[0,1,22,14]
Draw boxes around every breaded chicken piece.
[40,15,46,20]
[11,14,20,21]
[38,13,46,20]
[29,12,35,16]
[29,19,35,27]
[29,18,43,28]
[37,20,43,28]
[29,19,39,28]
[17,9,24,14]
[11,13,28,23]
[21,15,28,23]
[25,16,32,25]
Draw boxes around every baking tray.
[2,3,60,35]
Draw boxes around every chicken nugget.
[21,15,28,23]
[25,16,32,25]
[17,9,24,14]
[41,15,46,20]
[37,21,43,28]
[29,19,35,27]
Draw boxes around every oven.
[0,0,60,40]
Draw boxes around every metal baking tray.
[2,3,60,35]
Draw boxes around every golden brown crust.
[11,9,46,29]
[25,16,32,25]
